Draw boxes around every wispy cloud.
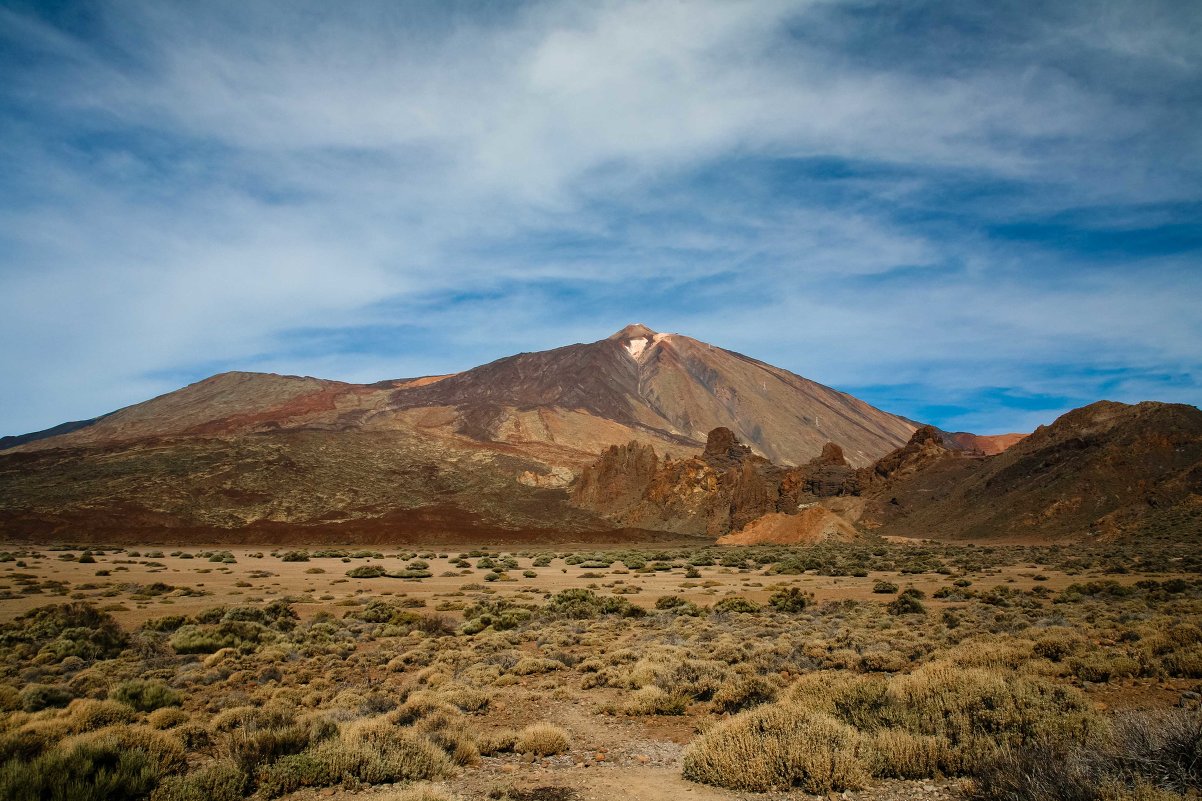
[1,0,1199,435]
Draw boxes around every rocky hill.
[859,401,1202,541]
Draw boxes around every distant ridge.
[0,416,106,451]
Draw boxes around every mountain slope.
[0,325,929,541]
[860,401,1202,541]
[6,325,915,468]
[385,324,917,467]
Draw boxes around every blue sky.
[1,0,1200,437]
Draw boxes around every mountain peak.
[607,323,658,342]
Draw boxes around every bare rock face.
[702,427,754,467]
[816,442,847,464]
[571,441,659,514]
[571,428,861,538]
[794,441,861,498]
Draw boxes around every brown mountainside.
[860,401,1202,541]
[0,325,931,541]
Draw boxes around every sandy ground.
[0,544,1130,628]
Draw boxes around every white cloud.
[0,0,1199,434]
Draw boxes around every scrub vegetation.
[0,540,1200,800]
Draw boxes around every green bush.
[0,603,127,663]
[887,589,926,615]
[149,760,245,801]
[0,731,167,801]
[460,599,535,633]
[112,680,182,713]
[712,597,760,614]
[768,587,810,613]
[346,565,386,579]
[20,683,73,712]
[544,589,644,620]
[655,596,702,616]
[255,722,452,798]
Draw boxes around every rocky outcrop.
[571,427,862,538]
[571,442,659,514]
[702,427,755,468]
[864,425,959,483]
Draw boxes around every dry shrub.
[59,724,187,775]
[0,685,21,712]
[214,705,336,775]
[256,719,453,798]
[384,784,460,801]
[859,649,911,674]
[1033,629,1087,663]
[685,662,1100,791]
[974,710,1202,801]
[946,638,1036,671]
[1070,653,1142,683]
[711,675,778,714]
[0,729,160,801]
[624,654,730,700]
[682,705,871,792]
[511,657,562,675]
[476,728,518,755]
[147,707,190,730]
[0,719,69,764]
[514,723,570,756]
[409,710,480,766]
[867,728,948,779]
[436,684,490,713]
[1161,645,1202,679]
[62,699,136,732]
[389,694,460,726]
[149,758,245,801]
[616,686,688,716]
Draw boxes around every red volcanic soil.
[180,384,375,436]
[0,501,698,547]
[944,431,1027,455]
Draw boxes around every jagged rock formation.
[571,427,862,539]
[571,441,660,514]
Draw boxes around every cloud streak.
[1,0,1199,435]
